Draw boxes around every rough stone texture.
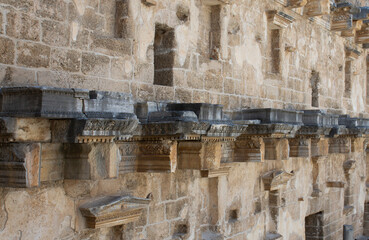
[1,0,369,239]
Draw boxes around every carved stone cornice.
[331,4,353,32]
[289,138,310,158]
[328,137,351,154]
[80,195,151,229]
[267,11,296,29]
[242,124,301,138]
[234,138,264,162]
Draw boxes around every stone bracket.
[289,138,310,158]
[264,138,289,160]
[267,11,296,29]
[234,138,264,162]
[304,0,330,17]
[328,138,351,154]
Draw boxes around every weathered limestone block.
[40,143,64,182]
[311,138,329,157]
[267,11,295,29]
[351,138,364,152]
[289,138,310,158]
[234,138,264,162]
[264,138,289,160]
[0,143,40,188]
[262,170,294,191]
[0,117,50,142]
[137,140,177,172]
[80,195,151,229]
[343,159,356,175]
[64,143,119,180]
[118,142,138,173]
[178,141,221,170]
[329,138,351,154]
[356,21,369,43]
[341,20,362,37]
[304,0,330,17]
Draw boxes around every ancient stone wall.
[1,0,369,240]
[0,0,368,115]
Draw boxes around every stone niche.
[79,195,151,229]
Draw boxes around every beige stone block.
[166,198,188,220]
[175,88,192,103]
[81,52,110,77]
[40,143,64,182]
[131,82,155,101]
[0,66,36,86]
[42,20,70,47]
[146,222,170,239]
[6,12,40,41]
[50,48,81,72]
[154,85,175,101]
[149,203,165,223]
[90,35,132,56]
[111,57,133,80]
[205,72,223,93]
[35,0,67,21]
[82,8,105,32]
[178,141,221,170]
[98,78,130,93]
[71,28,90,51]
[187,72,204,89]
[68,74,100,90]
[193,90,209,103]
[135,63,154,83]
[17,41,50,68]
[234,138,264,162]
[37,71,70,88]
[0,37,15,65]
[0,118,51,142]
[0,0,33,10]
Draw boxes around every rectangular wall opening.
[305,212,324,240]
[344,60,352,97]
[209,5,221,60]
[311,70,320,107]
[270,29,281,74]
[154,23,175,86]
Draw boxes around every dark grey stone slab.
[302,110,339,127]
[166,103,223,121]
[84,91,134,119]
[235,108,303,124]
[135,102,168,123]
[339,115,369,128]
[0,86,88,118]
[147,111,198,123]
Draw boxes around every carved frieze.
[80,195,151,229]
[118,142,139,173]
[331,7,353,32]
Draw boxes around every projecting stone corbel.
[311,138,329,157]
[262,170,294,191]
[304,0,330,17]
[345,47,361,61]
[288,0,307,8]
[0,143,41,188]
[328,138,350,154]
[234,137,264,162]
[356,20,369,44]
[80,194,152,229]
[267,10,295,29]
[178,141,221,170]
[289,138,310,158]
[331,6,353,32]
[264,138,289,160]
